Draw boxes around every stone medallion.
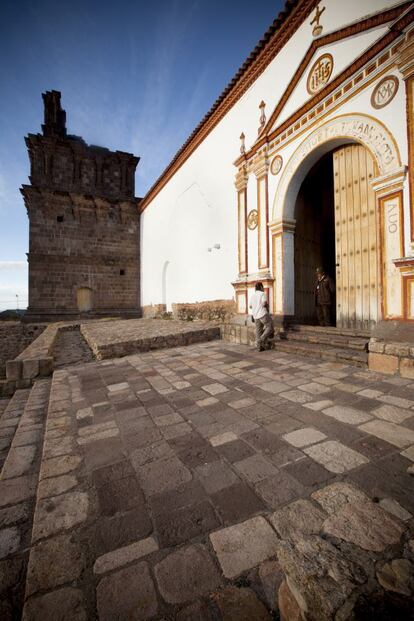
[371,75,399,110]
[270,155,283,176]
[247,210,259,230]
[307,54,333,95]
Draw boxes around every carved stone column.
[269,218,296,321]
[252,151,270,271]
[235,166,249,276]
[397,25,414,243]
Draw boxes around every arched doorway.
[293,144,379,329]
[294,152,335,325]
[270,114,403,328]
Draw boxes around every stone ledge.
[172,299,236,323]
[81,323,221,360]
[368,338,414,377]
[2,323,78,397]
[221,323,257,347]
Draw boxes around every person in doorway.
[315,266,335,326]
[249,282,274,351]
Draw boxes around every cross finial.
[310,4,325,36]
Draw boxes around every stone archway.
[272,113,401,223]
[269,113,404,321]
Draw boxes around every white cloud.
[0,261,26,270]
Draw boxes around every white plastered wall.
[140,0,407,307]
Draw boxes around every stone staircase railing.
[1,323,80,397]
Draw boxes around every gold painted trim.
[407,77,414,241]
[257,175,269,270]
[265,63,397,162]
[404,276,414,320]
[379,190,405,320]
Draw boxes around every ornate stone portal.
[234,109,407,330]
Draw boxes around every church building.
[140,0,414,342]
[23,0,414,371]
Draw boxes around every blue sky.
[0,0,283,310]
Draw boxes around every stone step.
[273,339,368,367]
[0,398,10,416]
[285,330,368,351]
[0,379,51,618]
[1,381,50,481]
[0,389,31,475]
[287,323,371,339]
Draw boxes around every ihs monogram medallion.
[247,210,258,230]
[307,54,333,95]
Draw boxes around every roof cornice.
[139,0,319,211]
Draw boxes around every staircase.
[274,324,370,367]
[0,380,51,618]
[0,389,31,473]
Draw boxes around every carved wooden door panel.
[333,145,379,329]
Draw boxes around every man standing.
[315,267,335,326]
[249,282,274,351]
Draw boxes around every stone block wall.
[23,91,141,321]
[221,322,257,347]
[27,91,139,201]
[0,322,47,377]
[23,188,140,316]
[172,300,236,323]
[142,304,167,318]
[368,338,414,377]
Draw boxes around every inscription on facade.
[387,202,399,234]
[307,54,333,94]
[371,75,399,109]
[382,194,403,318]
[272,114,401,221]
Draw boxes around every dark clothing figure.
[315,272,335,326]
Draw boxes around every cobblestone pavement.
[3,342,414,619]
[53,327,94,369]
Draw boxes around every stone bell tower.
[22,91,141,321]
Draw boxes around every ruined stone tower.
[22,91,141,321]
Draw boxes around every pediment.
[259,8,402,140]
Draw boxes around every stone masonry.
[0,335,411,620]
[22,91,141,321]
[0,323,46,378]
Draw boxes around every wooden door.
[77,287,92,312]
[333,145,378,329]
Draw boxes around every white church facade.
[140,0,414,336]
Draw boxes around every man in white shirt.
[249,282,274,351]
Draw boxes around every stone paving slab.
[81,318,221,359]
[0,380,51,619]
[13,340,414,620]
